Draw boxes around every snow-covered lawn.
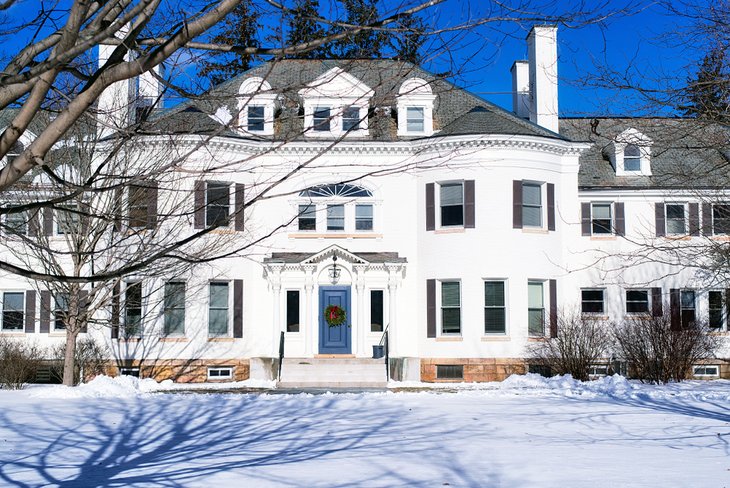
[0,376,728,487]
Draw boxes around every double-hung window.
[54,293,69,330]
[313,107,331,132]
[581,289,605,314]
[209,282,229,336]
[440,183,463,226]
[623,144,641,171]
[342,106,360,131]
[528,282,544,336]
[406,107,425,133]
[626,289,650,314]
[206,182,230,228]
[441,281,461,335]
[484,281,506,334]
[680,290,696,327]
[2,292,24,331]
[326,204,345,231]
[5,211,27,235]
[57,206,79,235]
[522,183,542,227]
[708,291,725,330]
[665,204,686,235]
[125,282,142,337]
[355,204,373,230]
[128,185,150,229]
[591,203,612,234]
[247,105,265,132]
[163,282,185,336]
[713,203,730,235]
[298,204,316,231]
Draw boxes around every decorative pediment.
[298,67,374,100]
[302,244,368,265]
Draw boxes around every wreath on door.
[324,305,346,327]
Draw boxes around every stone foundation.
[420,358,526,382]
[104,359,251,383]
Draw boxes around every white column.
[354,264,367,357]
[268,264,283,356]
[303,264,316,356]
[386,264,400,357]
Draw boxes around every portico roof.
[263,245,407,265]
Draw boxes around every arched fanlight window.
[624,144,641,171]
[299,184,372,198]
[7,141,23,163]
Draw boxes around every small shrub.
[0,337,44,389]
[51,336,109,385]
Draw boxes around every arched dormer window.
[397,78,436,137]
[606,128,653,176]
[238,77,276,135]
[295,183,376,234]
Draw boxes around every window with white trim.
[591,203,612,235]
[440,281,461,335]
[120,367,140,377]
[206,182,230,228]
[207,366,233,379]
[708,290,725,330]
[406,107,425,133]
[246,105,265,132]
[313,106,331,131]
[5,211,27,236]
[692,365,719,378]
[342,106,361,131]
[56,206,79,235]
[296,184,375,233]
[665,203,687,235]
[209,282,229,336]
[440,183,464,227]
[326,204,344,231]
[680,289,696,327]
[528,281,544,336]
[581,289,605,315]
[124,282,142,337]
[623,144,641,171]
[298,204,316,231]
[163,282,185,336]
[355,204,373,231]
[626,289,650,314]
[54,293,69,330]
[522,183,542,227]
[1,292,24,331]
[712,203,730,235]
[484,281,506,334]
[286,290,300,333]
[397,78,435,136]
[237,77,276,136]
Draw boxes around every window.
[125,282,142,336]
[2,292,24,330]
[56,206,79,235]
[588,364,609,379]
[326,204,344,231]
[436,364,463,380]
[591,203,612,234]
[623,144,641,171]
[406,107,425,133]
[528,282,544,336]
[7,141,23,163]
[286,290,299,333]
[680,290,696,327]
[298,204,316,231]
[54,293,69,330]
[626,289,650,314]
[5,211,27,235]
[370,290,384,332]
[522,183,542,227]
[528,364,552,377]
[581,289,604,314]
[355,204,373,231]
[209,282,229,336]
[484,281,506,334]
[247,105,265,132]
[163,282,185,336]
[665,204,686,235]
[441,281,461,334]
[128,185,150,228]
[692,365,720,378]
[709,291,725,330]
[208,366,233,379]
[342,106,360,131]
[313,106,331,131]
[206,182,230,227]
[119,367,140,377]
[440,183,463,226]
[712,204,730,235]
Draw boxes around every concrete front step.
[278,357,388,388]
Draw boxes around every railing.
[378,324,390,381]
[277,331,285,381]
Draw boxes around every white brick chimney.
[527,25,559,133]
[97,41,134,139]
[510,60,530,119]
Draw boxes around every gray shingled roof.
[560,117,730,189]
[264,251,406,264]
[152,59,561,141]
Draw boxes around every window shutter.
[655,203,665,237]
[28,209,39,237]
[464,180,475,228]
[702,203,712,235]
[233,279,243,338]
[194,181,205,229]
[113,187,123,232]
[614,202,625,236]
[24,290,36,334]
[726,289,730,328]
[425,183,435,231]
[111,283,120,339]
[426,279,436,338]
[581,203,592,236]
[79,290,89,333]
[234,184,245,231]
[669,289,680,330]
[43,207,54,236]
[651,288,663,317]
[688,203,699,236]
[547,183,555,231]
[80,202,90,235]
[513,180,523,229]
[40,291,51,333]
[549,279,557,338]
[147,181,158,229]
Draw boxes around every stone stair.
[277,357,388,388]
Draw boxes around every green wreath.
[324,305,346,327]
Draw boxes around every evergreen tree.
[198,1,260,86]
[286,0,329,59]
[391,12,425,64]
[682,43,730,122]
[329,0,388,59]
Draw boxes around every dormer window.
[407,107,425,133]
[623,144,641,171]
[342,106,361,131]
[397,78,435,137]
[313,107,331,132]
[238,77,276,136]
[246,106,265,132]
[607,128,652,176]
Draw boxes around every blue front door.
[319,286,351,354]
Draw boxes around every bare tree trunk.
[63,327,78,386]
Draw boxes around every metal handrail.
[378,324,390,381]
[277,331,285,381]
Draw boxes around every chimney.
[527,25,559,133]
[511,60,529,119]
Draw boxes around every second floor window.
[206,182,230,227]
[713,204,730,235]
[665,204,686,235]
[591,203,612,234]
[522,183,542,227]
[327,204,345,231]
[298,204,316,231]
[440,183,463,227]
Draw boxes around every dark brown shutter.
[79,290,89,333]
[655,202,665,237]
[581,203,592,236]
[113,187,123,232]
[80,202,90,235]
[726,289,730,328]
[669,289,680,330]
[651,287,663,317]
[512,180,523,229]
[40,290,51,333]
[425,183,435,231]
[43,207,54,236]
[702,203,713,235]
[194,180,205,229]
[234,184,245,231]
[233,279,243,338]
[549,279,557,338]
[111,283,120,339]
[426,279,436,338]
[464,180,475,229]
[24,290,36,333]
[147,181,158,229]
[28,209,39,237]
[688,203,699,236]
[547,183,555,231]
[614,202,625,236]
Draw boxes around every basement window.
[208,366,233,380]
[119,367,140,377]
[436,365,463,380]
[692,365,719,378]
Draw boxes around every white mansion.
[1,26,728,384]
